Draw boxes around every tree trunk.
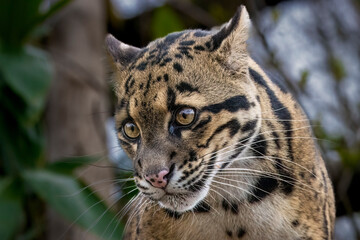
[45,0,113,239]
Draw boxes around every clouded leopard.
[106,6,335,240]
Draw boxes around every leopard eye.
[123,122,140,139]
[176,107,196,126]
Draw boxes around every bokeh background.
[0,0,359,239]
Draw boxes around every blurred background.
[0,0,359,239]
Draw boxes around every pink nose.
[145,170,169,188]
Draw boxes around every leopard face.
[107,7,261,212]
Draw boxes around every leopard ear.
[210,6,250,73]
[105,34,141,69]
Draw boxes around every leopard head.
[106,6,261,212]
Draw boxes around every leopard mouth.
[139,165,212,212]
[157,185,210,212]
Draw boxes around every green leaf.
[23,170,124,240]
[0,0,71,49]
[339,148,360,169]
[47,156,101,175]
[271,8,280,23]
[0,0,42,48]
[151,6,185,39]
[0,177,12,194]
[0,85,45,172]
[209,3,229,23]
[329,56,346,82]
[0,115,44,173]
[0,46,47,171]
[0,178,25,240]
[299,70,309,91]
[0,46,52,126]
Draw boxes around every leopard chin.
[157,185,210,213]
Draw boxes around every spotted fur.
[106,6,335,240]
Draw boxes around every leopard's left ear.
[105,34,141,70]
[210,6,250,73]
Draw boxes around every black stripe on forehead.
[117,98,127,110]
[124,75,132,94]
[115,96,131,120]
[202,95,250,113]
[133,32,186,71]
[179,40,195,46]
[167,87,176,111]
[176,82,200,94]
[143,73,152,97]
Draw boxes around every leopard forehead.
[119,30,213,98]
[115,29,249,114]
[128,30,213,74]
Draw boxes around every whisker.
[198,124,316,160]
[240,137,319,179]
[218,172,318,194]
[58,188,121,240]
[87,163,133,172]
[213,173,316,195]
[121,192,148,229]
[121,184,137,191]
[106,193,142,239]
[122,197,149,238]
[211,179,262,202]
[203,135,322,180]
[210,182,242,203]
[204,167,318,193]
[83,187,138,237]
[72,154,121,181]
[202,198,220,216]
[58,150,108,160]
[206,153,297,177]
[58,178,134,198]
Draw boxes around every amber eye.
[123,122,140,139]
[175,107,196,126]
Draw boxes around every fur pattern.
[106,6,335,240]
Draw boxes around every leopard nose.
[145,169,170,188]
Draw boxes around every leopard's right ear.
[105,34,140,69]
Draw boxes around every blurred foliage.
[299,70,309,91]
[151,6,185,39]
[23,168,123,240]
[0,0,69,50]
[0,0,122,239]
[313,123,359,170]
[208,3,230,22]
[328,55,346,82]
